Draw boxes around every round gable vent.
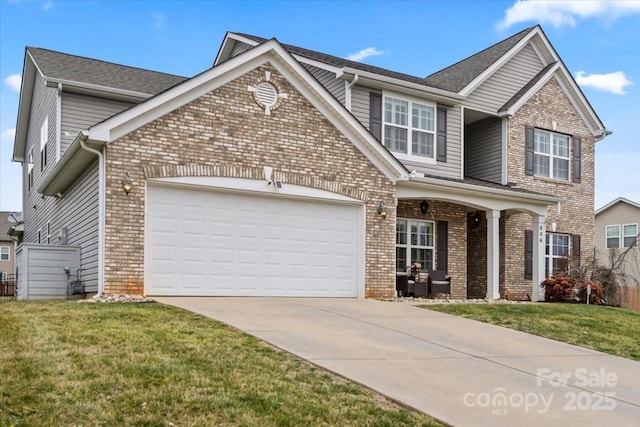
[256,82,278,107]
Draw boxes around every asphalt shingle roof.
[232,33,437,87]
[423,26,535,93]
[27,47,188,96]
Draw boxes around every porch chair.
[428,269,451,298]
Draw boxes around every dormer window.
[383,93,436,162]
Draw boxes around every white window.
[47,221,51,244]
[383,94,435,161]
[545,233,570,277]
[623,224,638,248]
[0,246,9,261]
[396,219,434,272]
[28,148,34,190]
[534,129,570,180]
[40,117,48,171]
[606,225,620,248]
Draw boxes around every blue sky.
[1,0,639,212]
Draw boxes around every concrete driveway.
[156,297,640,427]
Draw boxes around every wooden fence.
[623,286,640,311]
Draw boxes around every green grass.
[0,301,439,427]
[421,303,640,361]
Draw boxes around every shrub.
[578,280,605,305]
[540,274,577,302]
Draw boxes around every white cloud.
[4,74,22,92]
[498,0,640,30]
[346,47,385,62]
[1,128,16,143]
[42,0,53,11]
[152,11,166,31]
[575,71,632,95]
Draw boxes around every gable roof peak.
[423,26,538,93]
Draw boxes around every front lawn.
[422,303,640,361]
[0,301,439,426]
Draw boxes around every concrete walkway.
[156,297,640,427]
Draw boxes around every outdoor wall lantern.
[472,211,482,227]
[121,172,133,195]
[377,201,388,219]
[420,200,429,216]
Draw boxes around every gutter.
[338,67,465,103]
[345,74,358,111]
[79,131,105,297]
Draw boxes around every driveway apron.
[156,297,640,427]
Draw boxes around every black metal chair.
[428,269,451,298]
[396,275,409,297]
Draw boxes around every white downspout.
[345,74,359,111]
[80,134,105,297]
[56,83,62,162]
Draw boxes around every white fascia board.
[401,176,561,205]
[595,197,640,216]
[502,63,560,116]
[340,67,465,104]
[459,27,541,97]
[292,54,343,75]
[554,68,606,137]
[12,52,39,162]
[45,78,150,102]
[213,32,261,66]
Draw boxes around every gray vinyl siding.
[55,161,100,292]
[351,85,462,180]
[23,72,57,245]
[404,105,462,180]
[465,117,503,183]
[61,92,133,156]
[302,64,345,104]
[351,85,372,129]
[230,41,254,58]
[465,44,544,112]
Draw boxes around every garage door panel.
[146,185,361,297]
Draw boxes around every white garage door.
[145,183,362,297]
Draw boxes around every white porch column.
[486,210,501,300]
[531,214,546,301]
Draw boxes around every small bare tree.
[590,234,639,306]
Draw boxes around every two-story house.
[595,197,639,288]
[12,25,607,300]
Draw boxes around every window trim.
[382,91,437,164]
[605,224,621,248]
[396,218,435,273]
[0,246,9,262]
[545,232,570,277]
[623,223,638,248]
[40,117,48,171]
[533,128,570,181]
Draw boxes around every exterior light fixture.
[377,201,388,219]
[472,211,482,227]
[420,200,429,216]
[121,172,133,195]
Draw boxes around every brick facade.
[396,200,467,299]
[503,76,595,299]
[103,64,397,298]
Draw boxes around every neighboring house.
[11,25,608,300]
[0,212,17,276]
[594,198,640,287]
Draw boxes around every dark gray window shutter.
[572,234,581,268]
[369,92,382,142]
[436,221,448,272]
[525,229,533,280]
[525,125,534,176]
[572,136,581,183]
[436,106,447,162]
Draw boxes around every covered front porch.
[395,176,561,301]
